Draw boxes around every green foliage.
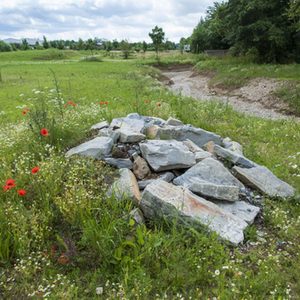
[120,39,132,59]
[0,41,12,52]
[191,0,299,63]
[21,39,30,51]
[149,26,165,57]
[42,36,49,49]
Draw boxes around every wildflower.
[65,100,76,107]
[17,189,26,196]
[6,179,15,186]
[144,100,150,104]
[57,253,70,265]
[40,128,49,136]
[214,269,220,276]
[31,166,40,174]
[156,102,161,107]
[104,101,108,105]
[96,287,104,295]
[22,108,30,115]
[3,185,13,192]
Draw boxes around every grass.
[0,50,299,299]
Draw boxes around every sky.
[0,0,218,42]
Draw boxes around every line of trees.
[190,0,300,62]
[0,34,177,53]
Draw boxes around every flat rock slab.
[173,158,244,201]
[166,117,183,126]
[213,201,260,224]
[154,125,222,147]
[139,140,196,172]
[138,172,175,190]
[140,180,248,245]
[109,168,141,204]
[213,145,255,168]
[233,166,295,198]
[119,128,146,143]
[66,137,113,159]
[104,158,133,169]
[90,120,109,130]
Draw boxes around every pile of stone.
[66,113,295,245]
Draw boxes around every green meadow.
[0,49,299,299]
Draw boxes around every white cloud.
[0,0,218,42]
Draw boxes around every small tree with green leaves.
[120,39,131,59]
[142,41,147,53]
[21,39,30,50]
[149,26,165,58]
[43,36,49,49]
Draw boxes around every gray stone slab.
[139,140,196,172]
[154,125,222,147]
[213,145,255,168]
[66,137,113,159]
[213,201,260,224]
[109,168,141,204]
[90,120,109,130]
[104,158,133,169]
[173,158,244,201]
[233,166,295,198]
[138,172,175,190]
[140,180,248,245]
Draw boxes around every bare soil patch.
[159,66,299,121]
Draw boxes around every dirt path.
[160,67,299,121]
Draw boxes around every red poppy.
[22,108,30,115]
[3,185,12,192]
[65,100,76,107]
[104,101,108,105]
[6,179,15,186]
[40,128,49,136]
[17,189,26,196]
[31,166,40,174]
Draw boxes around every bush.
[0,41,12,52]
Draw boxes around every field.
[0,49,299,299]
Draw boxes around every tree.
[120,39,131,59]
[0,41,12,52]
[43,36,49,49]
[86,38,96,54]
[56,40,65,50]
[112,39,119,50]
[21,39,29,50]
[149,26,165,58]
[142,41,148,53]
[77,38,85,50]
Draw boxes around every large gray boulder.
[233,166,295,198]
[109,169,141,204]
[213,145,255,168]
[66,137,113,159]
[213,201,260,224]
[152,125,222,147]
[139,140,196,172]
[140,180,248,245]
[173,158,244,202]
